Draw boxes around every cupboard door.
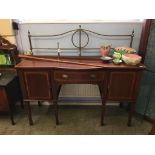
[0,88,9,111]
[107,71,137,101]
[24,71,51,100]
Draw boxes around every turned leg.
[9,104,15,125]
[53,100,59,125]
[38,101,42,107]
[127,102,135,127]
[24,101,33,125]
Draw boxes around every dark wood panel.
[6,76,22,103]
[18,71,28,99]
[0,88,9,111]
[107,71,137,100]
[24,71,51,99]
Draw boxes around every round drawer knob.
[90,74,96,78]
[62,74,68,79]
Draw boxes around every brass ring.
[71,29,89,48]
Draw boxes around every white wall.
[16,22,143,56]
[0,19,16,44]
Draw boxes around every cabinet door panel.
[0,88,9,111]
[108,72,136,100]
[24,71,51,99]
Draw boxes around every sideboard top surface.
[15,58,145,70]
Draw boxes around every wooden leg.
[101,100,106,126]
[9,104,15,125]
[53,100,59,125]
[51,83,60,125]
[38,101,42,107]
[21,100,24,109]
[127,102,134,127]
[149,121,155,135]
[98,84,106,126]
[119,102,124,109]
[24,101,33,125]
[10,115,15,125]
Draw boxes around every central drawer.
[53,70,105,83]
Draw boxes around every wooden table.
[15,57,145,126]
[0,70,23,125]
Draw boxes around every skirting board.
[29,97,120,106]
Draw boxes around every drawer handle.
[90,74,96,78]
[62,74,69,79]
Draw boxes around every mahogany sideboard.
[15,57,145,126]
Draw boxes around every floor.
[0,105,152,135]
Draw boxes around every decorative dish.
[122,54,142,65]
[101,56,113,63]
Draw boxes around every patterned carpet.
[0,105,151,135]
